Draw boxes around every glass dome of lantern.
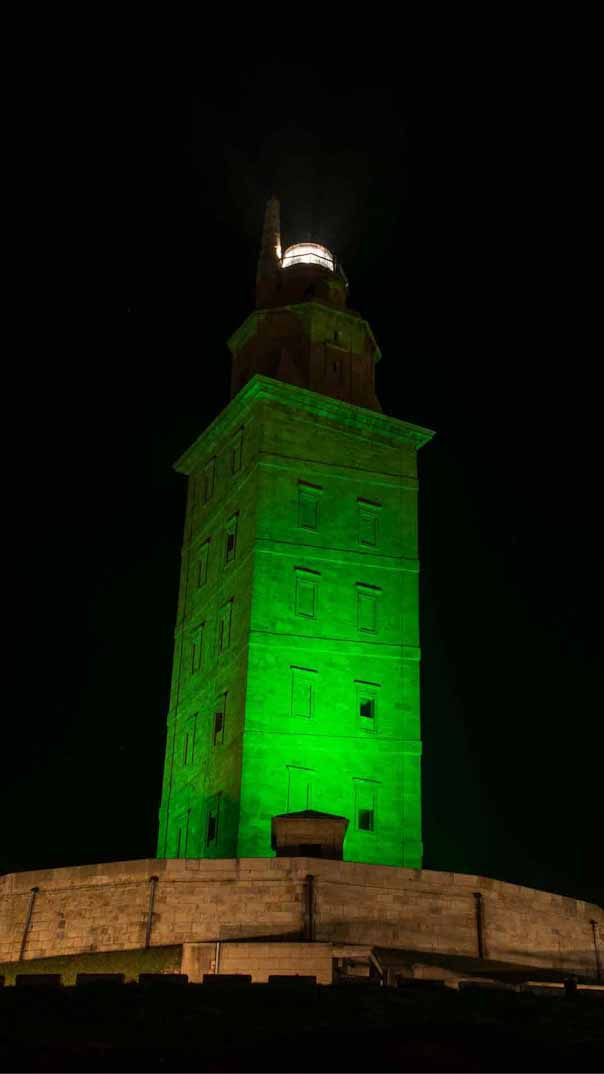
[281,242,335,271]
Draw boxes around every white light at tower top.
[281,242,335,271]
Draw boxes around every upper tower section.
[229,197,382,411]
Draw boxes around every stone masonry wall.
[0,858,601,979]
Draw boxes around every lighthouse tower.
[157,198,433,868]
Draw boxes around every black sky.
[6,59,602,907]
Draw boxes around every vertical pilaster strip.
[591,919,602,982]
[304,874,315,942]
[145,876,159,949]
[473,891,486,960]
[19,886,39,962]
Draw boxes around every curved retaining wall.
[0,858,601,979]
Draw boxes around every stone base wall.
[0,858,601,979]
[181,941,336,984]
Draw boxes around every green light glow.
[157,375,433,868]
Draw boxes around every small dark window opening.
[213,710,224,745]
[298,843,323,857]
[358,809,374,832]
[207,813,218,844]
[360,699,375,721]
[231,434,243,474]
[226,532,235,558]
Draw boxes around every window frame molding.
[224,513,239,567]
[191,622,205,675]
[297,480,323,532]
[353,777,380,835]
[217,599,233,655]
[355,582,382,634]
[357,497,382,548]
[206,793,221,847]
[213,692,227,746]
[231,428,244,475]
[183,713,198,767]
[290,664,318,720]
[196,538,211,587]
[202,458,216,504]
[175,807,191,857]
[294,566,320,620]
[286,764,316,812]
[354,679,380,733]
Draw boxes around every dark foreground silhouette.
[0,977,602,1073]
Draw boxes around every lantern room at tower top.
[157,197,434,868]
[281,242,335,271]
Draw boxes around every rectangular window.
[356,584,381,634]
[295,567,320,619]
[213,694,226,746]
[231,429,243,474]
[287,765,315,812]
[203,459,215,504]
[217,600,232,654]
[207,813,217,844]
[324,349,343,380]
[175,809,191,857]
[197,540,210,587]
[224,514,238,565]
[357,498,381,547]
[183,714,198,766]
[354,779,379,834]
[206,795,221,846]
[290,665,317,719]
[297,481,322,531]
[191,623,205,674]
[355,680,380,733]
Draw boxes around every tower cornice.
[174,375,435,474]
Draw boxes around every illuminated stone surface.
[1,858,602,981]
[156,374,432,867]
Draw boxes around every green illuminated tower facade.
[157,198,433,868]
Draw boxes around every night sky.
[6,62,602,908]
